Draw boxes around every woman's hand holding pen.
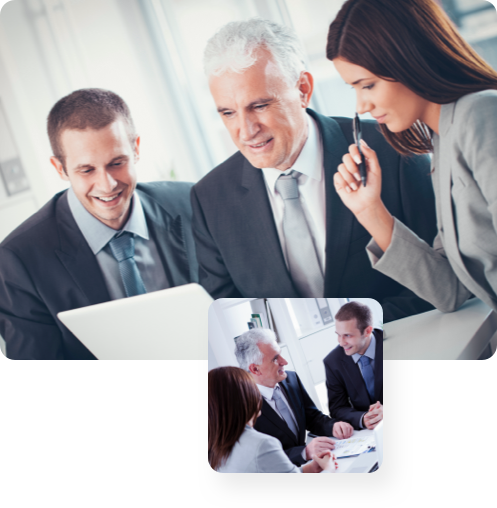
[334,140,395,253]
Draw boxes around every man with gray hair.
[235,328,353,467]
[191,18,437,321]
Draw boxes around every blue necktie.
[359,355,375,401]
[108,232,147,297]
[272,386,298,438]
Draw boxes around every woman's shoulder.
[453,90,497,115]
[217,427,291,473]
[239,426,281,449]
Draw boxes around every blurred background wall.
[0,0,496,242]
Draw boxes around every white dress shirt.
[261,113,326,273]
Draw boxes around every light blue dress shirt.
[67,187,169,300]
[352,334,376,428]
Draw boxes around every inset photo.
[208,298,383,473]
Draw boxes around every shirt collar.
[257,383,279,400]
[352,333,376,364]
[67,187,149,255]
[262,113,323,195]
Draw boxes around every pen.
[353,113,367,187]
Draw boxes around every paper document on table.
[332,434,376,458]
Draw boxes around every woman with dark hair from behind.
[208,366,337,473]
[326,0,497,317]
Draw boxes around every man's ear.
[50,156,69,181]
[248,363,260,376]
[365,325,374,337]
[134,135,141,163]
[298,71,314,108]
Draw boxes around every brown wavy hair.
[208,366,263,471]
[327,0,497,155]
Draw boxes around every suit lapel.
[138,190,191,288]
[240,159,299,295]
[261,398,299,444]
[308,110,355,296]
[438,109,465,272]
[437,106,488,298]
[279,377,306,444]
[54,192,110,306]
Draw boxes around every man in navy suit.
[323,301,383,430]
[192,19,437,321]
[235,328,353,467]
[0,89,198,359]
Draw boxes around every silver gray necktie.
[108,232,147,297]
[275,170,324,297]
[272,386,298,438]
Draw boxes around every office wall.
[0,0,206,241]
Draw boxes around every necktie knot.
[275,170,300,200]
[109,232,135,262]
[359,355,371,367]
[108,232,146,297]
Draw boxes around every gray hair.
[235,328,278,372]
[204,18,306,86]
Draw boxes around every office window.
[442,0,497,68]
[140,0,352,170]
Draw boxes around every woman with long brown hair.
[208,366,337,473]
[327,0,497,315]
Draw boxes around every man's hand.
[305,436,335,461]
[332,421,354,439]
[363,401,383,429]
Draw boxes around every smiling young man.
[323,301,383,430]
[235,328,353,467]
[0,89,198,359]
[191,19,439,321]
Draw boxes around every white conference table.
[383,298,497,360]
[308,429,378,474]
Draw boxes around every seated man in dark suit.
[235,328,353,467]
[0,88,198,359]
[191,18,437,321]
[323,301,383,430]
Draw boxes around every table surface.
[383,298,497,360]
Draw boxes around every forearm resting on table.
[356,201,394,254]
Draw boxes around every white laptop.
[57,283,212,360]
[346,421,383,473]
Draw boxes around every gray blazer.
[216,426,301,473]
[367,90,497,313]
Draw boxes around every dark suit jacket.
[254,370,337,467]
[191,109,438,322]
[0,182,198,360]
[323,329,383,430]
